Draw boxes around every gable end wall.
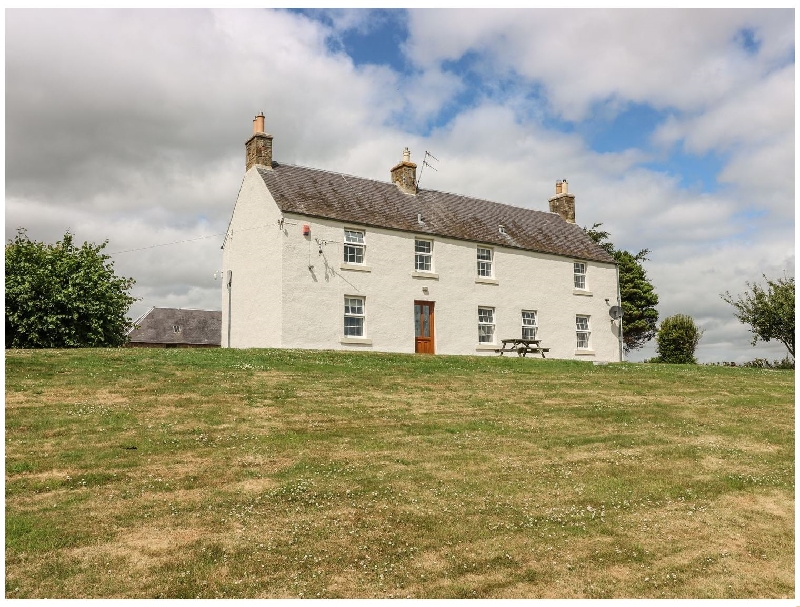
[222,170,284,348]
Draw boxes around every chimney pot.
[253,112,265,134]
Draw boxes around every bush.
[5,229,136,348]
[655,314,703,364]
[740,357,795,370]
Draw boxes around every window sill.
[411,271,439,280]
[475,344,498,351]
[573,289,593,296]
[341,337,373,345]
[475,277,499,285]
[575,349,595,356]
[340,263,372,272]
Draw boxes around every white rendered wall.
[221,169,284,348]
[276,211,622,362]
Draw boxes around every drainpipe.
[616,263,623,362]
[226,270,232,347]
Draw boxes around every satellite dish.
[609,305,623,320]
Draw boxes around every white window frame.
[521,310,537,341]
[344,229,365,265]
[574,262,587,290]
[478,307,496,344]
[344,296,365,337]
[477,247,493,277]
[415,239,433,272]
[576,315,590,349]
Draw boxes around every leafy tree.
[654,314,703,364]
[721,275,795,358]
[5,229,136,348]
[584,223,659,353]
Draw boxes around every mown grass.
[5,348,794,598]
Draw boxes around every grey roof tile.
[257,163,615,264]
[128,308,221,345]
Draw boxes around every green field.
[5,348,794,598]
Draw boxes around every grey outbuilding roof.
[127,307,221,346]
[256,163,615,264]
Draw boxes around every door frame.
[413,300,435,354]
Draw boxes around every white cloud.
[404,8,793,121]
[652,64,794,154]
[717,133,795,219]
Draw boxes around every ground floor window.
[478,307,495,343]
[344,296,365,337]
[576,315,590,349]
[522,310,537,340]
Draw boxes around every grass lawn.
[5,348,794,598]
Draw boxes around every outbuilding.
[127,307,221,348]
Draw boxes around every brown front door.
[414,301,435,354]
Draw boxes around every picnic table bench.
[495,338,549,358]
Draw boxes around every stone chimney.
[549,179,575,223]
[390,147,417,195]
[245,112,274,171]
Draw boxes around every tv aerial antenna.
[416,151,439,189]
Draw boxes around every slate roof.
[127,308,221,346]
[256,163,615,264]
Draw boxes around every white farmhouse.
[222,113,622,361]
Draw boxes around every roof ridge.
[150,307,220,312]
[270,162,552,217]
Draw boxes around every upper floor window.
[521,310,537,340]
[478,307,496,343]
[415,239,433,272]
[477,247,493,277]
[576,315,590,349]
[344,229,365,264]
[574,262,586,290]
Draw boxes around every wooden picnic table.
[495,338,549,358]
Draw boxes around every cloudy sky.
[5,8,795,362]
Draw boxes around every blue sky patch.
[338,11,409,72]
[642,149,727,193]
[735,27,761,55]
[578,102,668,154]
[294,9,410,73]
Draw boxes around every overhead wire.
[106,222,279,255]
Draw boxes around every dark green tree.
[655,314,703,364]
[584,223,659,353]
[721,275,794,358]
[5,229,137,348]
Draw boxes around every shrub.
[655,314,703,364]
[740,357,795,370]
[5,228,136,348]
